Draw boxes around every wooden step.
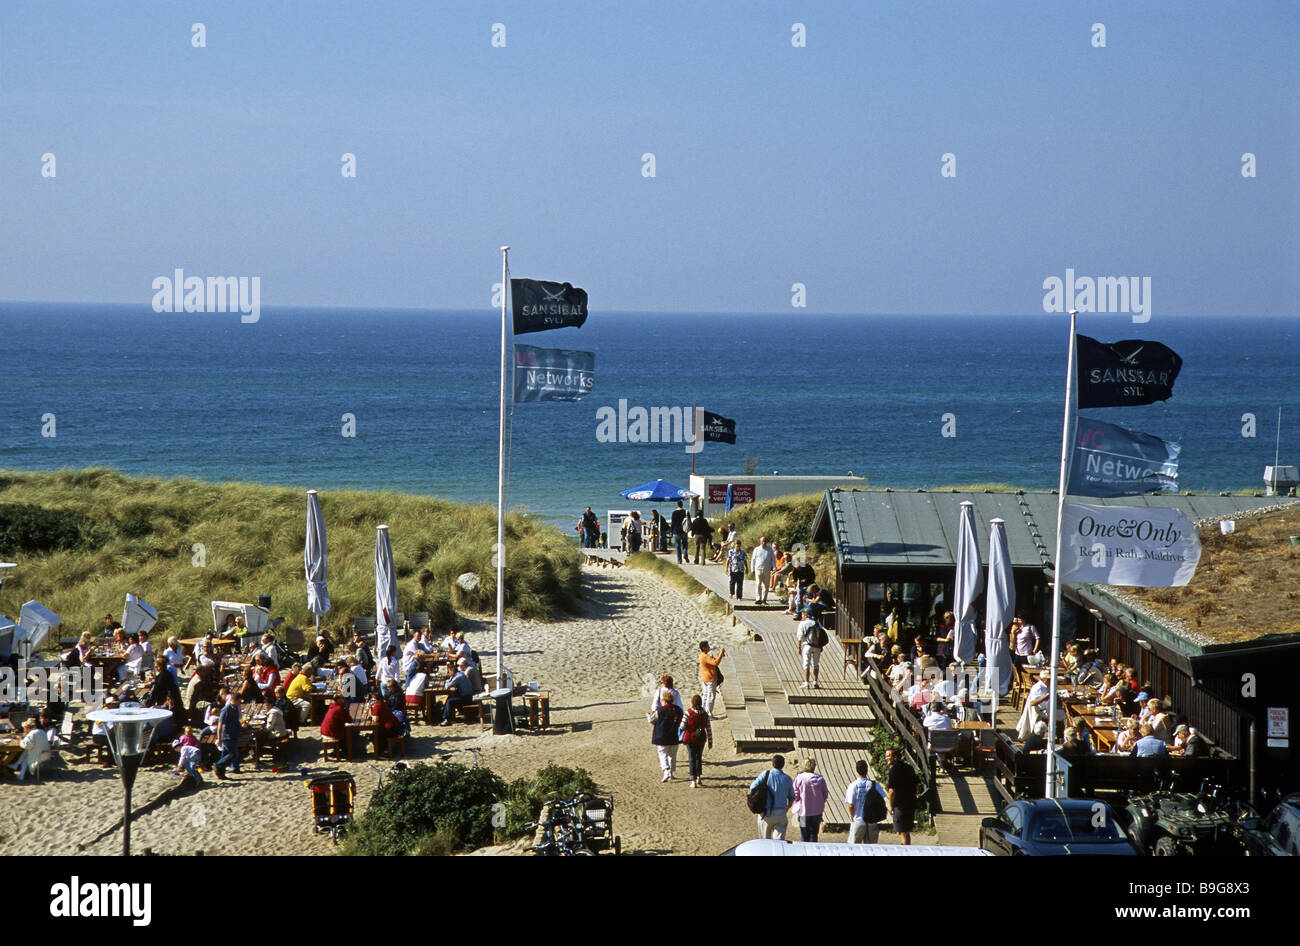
[794,725,877,750]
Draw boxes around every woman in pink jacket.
[792,757,830,842]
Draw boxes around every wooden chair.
[840,638,863,679]
[320,737,345,762]
[352,617,376,638]
[404,695,426,727]
[927,728,962,773]
[382,732,406,759]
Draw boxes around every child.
[173,726,203,786]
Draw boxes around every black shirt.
[887,760,918,808]
[670,508,687,533]
[690,516,712,538]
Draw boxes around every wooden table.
[0,738,23,779]
[344,703,376,760]
[180,637,236,658]
[423,686,454,725]
[522,690,551,728]
[1061,692,1121,753]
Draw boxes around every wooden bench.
[320,736,345,762]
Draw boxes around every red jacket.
[321,703,350,741]
[372,699,402,736]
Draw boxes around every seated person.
[162,636,185,681]
[376,645,401,692]
[452,632,474,665]
[352,633,374,674]
[286,668,314,724]
[232,615,249,639]
[465,658,485,694]
[38,708,60,746]
[1131,723,1168,758]
[887,652,912,692]
[271,685,298,730]
[252,654,281,699]
[236,666,262,705]
[370,694,404,752]
[1075,652,1105,689]
[1059,726,1090,760]
[305,634,334,664]
[922,701,953,731]
[1181,726,1208,758]
[1023,720,1049,753]
[1113,718,1140,754]
[332,665,364,701]
[280,662,301,693]
[263,703,291,739]
[12,718,52,780]
[119,634,146,681]
[908,634,930,663]
[346,656,368,697]
[439,659,477,726]
[320,695,352,751]
[259,633,280,668]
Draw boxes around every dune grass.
[705,492,836,579]
[0,468,581,646]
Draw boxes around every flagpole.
[496,246,509,693]
[1045,309,1079,798]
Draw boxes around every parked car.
[1238,793,1300,856]
[980,799,1139,855]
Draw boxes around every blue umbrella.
[619,478,698,502]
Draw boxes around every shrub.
[341,761,507,856]
[0,503,98,554]
[501,764,603,837]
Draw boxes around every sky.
[1,0,1296,315]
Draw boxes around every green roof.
[812,488,1297,575]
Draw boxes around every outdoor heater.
[85,705,172,856]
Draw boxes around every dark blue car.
[980,799,1139,855]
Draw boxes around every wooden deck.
[674,556,999,846]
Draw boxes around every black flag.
[701,410,737,444]
[511,279,588,335]
[1076,335,1182,408]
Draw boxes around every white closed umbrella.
[984,518,1015,703]
[305,490,331,635]
[952,501,984,663]
[375,525,397,660]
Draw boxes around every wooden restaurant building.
[810,488,1300,796]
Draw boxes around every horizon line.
[0,299,1293,320]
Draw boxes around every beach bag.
[862,779,887,823]
[747,770,771,814]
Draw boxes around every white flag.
[1058,502,1201,587]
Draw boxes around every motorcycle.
[1124,775,1245,856]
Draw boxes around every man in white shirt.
[750,536,776,604]
[797,615,824,690]
[843,759,888,844]
[923,702,953,730]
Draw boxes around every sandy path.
[0,563,782,857]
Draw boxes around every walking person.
[698,641,725,717]
[626,511,644,553]
[214,692,242,779]
[581,507,599,548]
[690,511,712,565]
[650,688,683,782]
[726,539,746,600]
[792,757,830,842]
[844,759,888,844]
[885,747,918,845]
[670,500,689,564]
[797,609,827,690]
[750,535,775,604]
[680,694,712,787]
[749,755,795,840]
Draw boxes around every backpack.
[803,621,829,649]
[860,779,887,823]
[680,708,707,745]
[746,770,771,814]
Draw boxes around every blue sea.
[1,303,1296,529]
